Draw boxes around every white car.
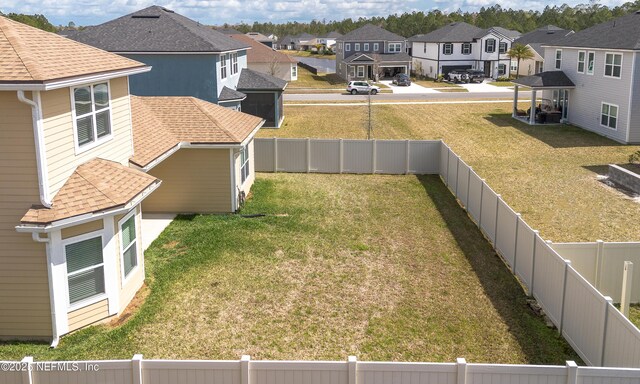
[346,81,380,95]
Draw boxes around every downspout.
[17,91,51,208]
[32,232,60,347]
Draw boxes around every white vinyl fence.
[3,355,640,384]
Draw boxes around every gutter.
[29,232,60,348]
[17,91,52,208]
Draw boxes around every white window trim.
[345,43,351,51]
[462,43,471,55]
[118,209,139,286]
[220,53,228,79]
[70,81,114,156]
[577,50,586,74]
[373,43,379,51]
[600,102,619,130]
[364,43,369,51]
[587,51,595,75]
[231,52,238,75]
[388,43,401,53]
[486,39,496,53]
[357,65,365,77]
[555,49,562,70]
[291,64,297,79]
[355,43,360,51]
[62,229,108,312]
[443,43,453,55]
[499,42,507,54]
[240,144,250,185]
[603,52,623,79]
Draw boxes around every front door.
[484,61,492,77]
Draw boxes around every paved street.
[284,89,530,102]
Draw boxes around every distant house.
[228,33,298,81]
[409,22,520,79]
[510,26,573,77]
[316,31,343,50]
[277,33,316,50]
[335,24,411,80]
[246,32,275,48]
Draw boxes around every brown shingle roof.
[228,34,297,64]
[0,16,147,84]
[129,96,264,168]
[21,159,160,225]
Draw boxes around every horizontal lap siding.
[629,52,640,143]
[67,299,110,332]
[115,207,145,314]
[0,91,51,339]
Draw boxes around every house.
[0,16,263,344]
[510,25,573,77]
[227,33,298,81]
[277,33,316,51]
[409,22,520,79]
[511,11,640,144]
[246,32,275,48]
[316,31,343,50]
[335,24,412,80]
[67,5,286,127]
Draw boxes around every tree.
[507,43,535,79]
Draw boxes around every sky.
[0,0,630,27]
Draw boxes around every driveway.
[458,81,513,93]
[379,80,439,94]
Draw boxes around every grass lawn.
[288,67,390,93]
[262,103,640,242]
[488,81,516,87]
[413,80,462,88]
[282,49,336,60]
[0,174,578,364]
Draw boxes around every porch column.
[512,85,519,118]
[529,89,537,125]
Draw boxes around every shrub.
[629,150,640,164]
[495,76,511,82]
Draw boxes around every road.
[284,90,530,102]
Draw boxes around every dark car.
[446,70,469,83]
[392,73,411,86]
[466,70,486,83]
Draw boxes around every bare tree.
[268,54,281,77]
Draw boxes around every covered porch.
[512,71,575,125]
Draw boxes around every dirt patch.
[108,283,150,328]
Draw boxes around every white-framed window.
[388,43,401,53]
[485,39,495,53]
[291,64,297,78]
[364,43,369,51]
[499,42,507,53]
[338,42,343,50]
[348,66,356,78]
[510,60,518,71]
[443,43,453,55]
[240,145,250,184]
[462,42,471,55]
[373,43,379,51]
[601,102,618,129]
[555,49,562,70]
[498,64,506,76]
[72,82,112,153]
[604,53,622,78]
[345,43,351,51]
[355,43,360,51]
[577,51,586,73]
[357,65,365,77]
[119,210,138,283]
[231,52,238,75]
[63,232,106,308]
[220,53,228,79]
[587,51,595,75]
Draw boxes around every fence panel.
[515,218,536,292]
[32,360,133,384]
[600,243,640,303]
[358,362,456,384]
[603,302,640,368]
[455,160,471,208]
[343,140,374,174]
[276,139,307,172]
[578,366,640,384]
[532,238,566,328]
[467,364,567,384]
[376,140,407,174]
[561,267,608,366]
[479,183,498,244]
[309,140,340,173]
[495,199,518,269]
[466,170,483,225]
[439,143,449,180]
[447,152,459,192]
[409,141,441,175]
[550,243,598,286]
[0,365,21,384]
[251,361,347,384]
[254,139,275,172]
[143,360,240,384]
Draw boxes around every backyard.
[0,174,577,364]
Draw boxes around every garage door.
[442,65,472,75]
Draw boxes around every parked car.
[466,70,486,83]
[347,81,380,95]
[446,70,469,83]
[392,73,411,86]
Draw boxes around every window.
[373,43,379,51]
[364,43,369,51]
[338,42,343,50]
[423,42,427,53]
[355,43,360,51]
[443,43,453,55]
[345,43,351,51]
[389,43,401,53]
[349,66,356,78]
[240,145,250,184]
[291,64,297,78]
[577,51,586,73]
[231,52,238,75]
[65,235,105,306]
[485,39,495,53]
[587,51,595,75]
[604,53,622,78]
[555,49,562,70]
[499,42,507,53]
[220,53,228,79]
[498,64,506,76]
[120,212,138,281]
[601,103,618,129]
[72,82,111,151]
[510,60,518,71]
[357,65,365,77]
[462,42,471,55]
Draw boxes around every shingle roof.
[218,86,246,101]
[339,24,405,42]
[21,159,160,224]
[545,11,640,50]
[0,16,147,84]
[68,5,249,53]
[237,68,287,90]
[218,27,244,35]
[129,96,264,168]
[514,26,573,49]
[246,32,274,42]
[409,22,484,43]
[343,52,411,64]
[228,34,297,64]
[488,26,521,39]
[320,31,343,39]
[513,71,575,88]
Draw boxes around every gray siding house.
[335,24,411,81]
[509,26,573,77]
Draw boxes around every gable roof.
[409,22,484,43]
[237,68,287,90]
[218,86,246,101]
[0,16,147,86]
[246,32,274,42]
[129,96,264,168]
[228,34,297,64]
[483,26,521,39]
[339,24,405,42]
[513,71,575,88]
[320,31,343,39]
[514,25,573,51]
[68,5,249,53]
[545,11,640,50]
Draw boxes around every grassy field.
[413,80,462,88]
[288,67,390,93]
[488,81,516,87]
[0,174,578,364]
[261,103,640,242]
[282,49,336,60]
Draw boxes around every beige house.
[228,33,298,82]
[0,16,263,345]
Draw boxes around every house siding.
[0,91,51,339]
[629,52,640,143]
[42,76,134,197]
[143,149,232,213]
[235,139,256,198]
[248,62,294,81]
[61,219,104,240]
[114,206,145,314]
[217,50,248,100]
[67,299,109,332]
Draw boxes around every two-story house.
[0,16,264,345]
[335,24,411,81]
[68,6,287,127]
[316,31,343,51]
[513,11,640,144]
[509,25,573,77]
[409,22,520,79]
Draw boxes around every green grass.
[288,67,389,92]
[413,80,462,88]
[0,174,579,364]
[488,81,517,87]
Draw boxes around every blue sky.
[1,0,628,27]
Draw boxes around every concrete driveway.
[458,81,513,93]
[380,80,439,94]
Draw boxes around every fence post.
[559,256,570,335]
[530,230,540,297]
[513,213,521,274]
[478,180,485,229]
[456,358,467,384]
[445,148,450,187]
[405,140,410,175]
[455,156,460,195]
[494,195,501,246]
[348,356,357,384]
[306,138,311,173]
[566,361,578,384]
[621,261,634,317]
[132,354,143,384]
[339,139,344,174]
[595,240,604,290]
[21,356,33,384]
[371,140,377,174]
[241,355,251,384]
[273,137,278,173]
[601,296,613,366]
[466,167,472,210]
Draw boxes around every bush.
[629,150,640,164]
[437,74,445,82]
[495,76,511,82]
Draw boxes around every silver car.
[347,81,380,95]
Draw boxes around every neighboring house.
[67,6,286,127]
[510,25,573,77]
[277,33,316,50]
[512,11,640,144]
[335,24,412,80]
[316,31,343,50]
[409,22,520,79]
[0,16,263,344]
[246,32,275,48]
[228,33,298,81]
